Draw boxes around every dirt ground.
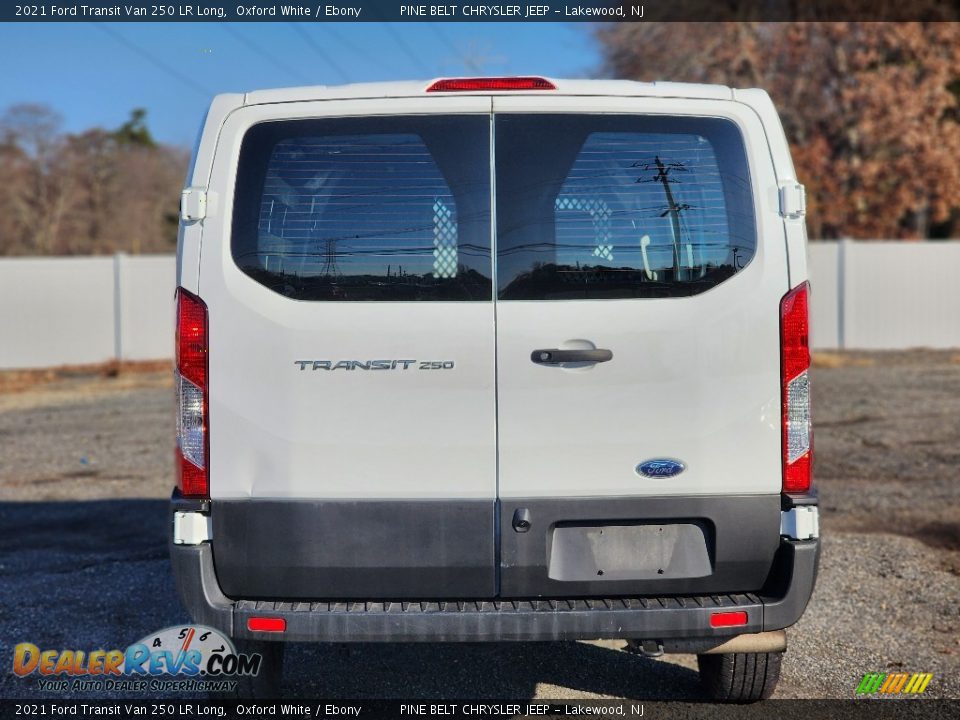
[0,352,957,700]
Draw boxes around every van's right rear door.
[492,95,791,597]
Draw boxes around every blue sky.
[1,23,602,146]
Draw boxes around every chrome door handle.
[530,349,613,365]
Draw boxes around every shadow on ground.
[285,640,700,699]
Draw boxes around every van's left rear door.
[199,97,498,599]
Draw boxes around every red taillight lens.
[426,77,556,92]
[710,611,748,628]
[247,617,286,633]
[780,282,812,494]
[176,451,207,498]
[177,288,208,388]
[176,288,209,499]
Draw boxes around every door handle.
[531,348,613,365]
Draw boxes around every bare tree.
[0,104,76,253]
[0,106,188,256]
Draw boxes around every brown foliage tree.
[596,22,960,239]
[0,105,187,256]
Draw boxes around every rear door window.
[495,114,756,300]
[232,115,491,301]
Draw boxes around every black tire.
[216,639,285,699]
[697,651,782,702]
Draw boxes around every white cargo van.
[170,77,818,701]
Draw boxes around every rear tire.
[697,651,782,702]
[221,640,285,699]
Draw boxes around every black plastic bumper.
[169,534,819,645]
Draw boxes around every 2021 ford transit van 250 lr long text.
[170,77,818,701]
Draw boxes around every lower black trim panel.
[210,494,782,600]
[500,495,782,596]
[212,499,495,599]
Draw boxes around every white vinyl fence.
[1,243,959,369]
[808,241,960,350]
[0,254,175,369]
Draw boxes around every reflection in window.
[232,116,491,301]
[433,199,458,279]
[555,196,614,261]
[496,115,756,300]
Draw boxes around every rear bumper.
[169,499,819,646]
[171,539,817,646]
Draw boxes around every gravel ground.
[0,352,957,700]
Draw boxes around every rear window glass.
[495,115,756,300]
[232,116,491,301]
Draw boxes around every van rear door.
[492,96,790,597]
[199,98,497,599]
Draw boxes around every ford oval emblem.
[636,459,686,479]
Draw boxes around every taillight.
[426,77,556,92]
[780,282,811,494]
[176,288,208,498]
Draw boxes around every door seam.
[489,100,502,597]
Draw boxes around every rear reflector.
[247,617,286,633]
[175,288,209,499]
[780,282,812,494]
[426,77,556,92]
[710,611,749,628]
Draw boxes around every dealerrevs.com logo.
[12,625,261,693]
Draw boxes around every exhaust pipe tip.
[701,630,787,655]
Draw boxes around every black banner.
[1,700,959,720]
[4,0,960,23]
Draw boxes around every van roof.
[242,78,735,105]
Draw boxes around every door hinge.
[779,182,806,219]
[180,187,207,222]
